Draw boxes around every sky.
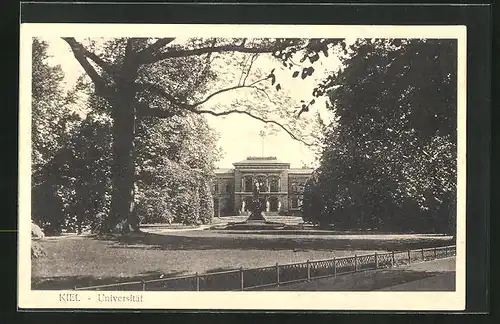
[44,37,344,168]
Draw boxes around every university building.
[212,156,314,217]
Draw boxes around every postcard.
[19,23,466,310]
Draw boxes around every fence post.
[276,262,280,286]
[421,248,425,261]
[445,246,448,257]
[375,253,378,269]
[240,267,244,291]
[333,257,337,277]
[434,247,437,259]
[195,272,200,291]
[354,255,358,272]
[391,251,395,267]
[307,260,311,281]
[141,280,146,291]
[408,250,411,264]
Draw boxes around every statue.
[241,200,246,213]
[252,181,260,198]
[278,201,282,211]
[247,180,266,221]
[266,200,270,212]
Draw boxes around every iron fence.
[74,245,456,291]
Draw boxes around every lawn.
[31,230,454,290]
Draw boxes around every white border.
[18,24,467,310]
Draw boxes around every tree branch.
[241,54,259,86]
[142,42,283,64]
[134,79,311,146]
[125,38,135,59]
[237,55,252,86]
[136,77,269,109]
[62,37,114,97]
[62,38,116,78]
[134,82,184,106]
[191,108,313,146]
[250,86,276,105]
[190,39,216,89]
[136,102,177,118]
[136,38,176,63]
[190,77,270,108]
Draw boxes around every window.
[291,198,298,209]
[290,182,304,193]
[214,182,219,194]
[269,177,280,192]
[244,176,253,192]
[225,184,231,194]
[256,175,268,192]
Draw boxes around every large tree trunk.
[103,45,142,235]
[104,80,140,234]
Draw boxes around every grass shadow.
[95,232,455,252]
[205,267,239,274]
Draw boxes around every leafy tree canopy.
[303,38,457,233]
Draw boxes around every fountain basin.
[218,220,286,230]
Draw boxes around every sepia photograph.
[18,24,466,310]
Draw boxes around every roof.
[233,156,290,166]
[288,168,315,174]
[214,168,234,174]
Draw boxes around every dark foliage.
[302,39,457,234]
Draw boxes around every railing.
[74,245,456,291]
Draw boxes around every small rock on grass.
[31,241,46,258]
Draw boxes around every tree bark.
[105,93,139,233]
[104,91,139,234]
[104,70,141,234]
[101,42,144,235]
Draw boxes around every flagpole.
[259,130,265,157]
[262,135,264,157]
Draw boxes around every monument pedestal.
[246,212,266,222]
[222,180,286,230]
[246,196,266,221]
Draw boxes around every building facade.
[212,157,314,217]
